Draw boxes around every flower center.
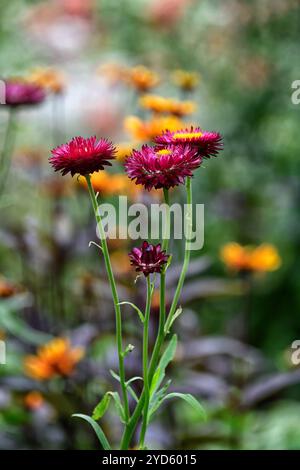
[156,149,172,157]
[173,131,203,140]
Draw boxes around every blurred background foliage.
[0,0,300,450]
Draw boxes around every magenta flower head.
[50,136,116,176]
[5,80,46,107]
[125,144,201,190]
[129,241,169,277]
[154,126,223,159]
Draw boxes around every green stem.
[120,180,193,449]
[85,175,129,424]
[0,109,17,195]
[168,177,192,319]
[120,188,170,449]
[139,275,152,448]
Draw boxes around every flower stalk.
[139,275,153,448]
[85,174,130,423]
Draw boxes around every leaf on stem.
[157,393,206,420]
[72,414,111,450]
[118,301,145,323]
[164,306,183,335]
[109,370,142,403]
[88,240,103,252]
[150,334,177,397]
[148,379,172,420]
[92,391,125,423]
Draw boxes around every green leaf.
[92,391,125,423]
[72,414,111,450]
[109,370,141,404]
[109,369,120,382]
[165,254,173,272]
[148,379,172,420]
[88,240,103,252]
[160,393,206,419]
[126,376,143,386]
[150,334,177,396]
[109,392,126,423]
[164,306,183,335]
[118,301,144,323]
[92,393,111,420]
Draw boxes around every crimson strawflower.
[125,144,201,190]
[5,80,46,106]
[154,126,223,159]
[50,136,116,176]
[129,241,169,277]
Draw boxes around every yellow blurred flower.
[140,94,196,116]
[172,70,200,91]
[127,65,159,92]
[220,242,281,273]
[28,67,66,94]
[24,391,44,410]
[115,142,134,161]
[24,338,84,380]
[124,115,184,142]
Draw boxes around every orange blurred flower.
[221,242,281,273]
[28,67,66,94]
[249,244,281,272]
[98,63,129,86]
[127,66,159,93]
[124,115,184,142]
[79,171,142,200]
[0,276,20,298]
[24,391,44,410]
[171,70,200,92]
[111,251,132,276]
[40,177,73,198]
[140,94,196,117]
[24,338,84,380]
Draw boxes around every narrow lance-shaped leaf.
[92,391,125,423]
[72,414,111,450]
[155,393,206,420]
[150,334,177,397]
[118,301,144,323]
[164,306,183,335]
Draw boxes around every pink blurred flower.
[5,81,46,107]
[148,0,192,27]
